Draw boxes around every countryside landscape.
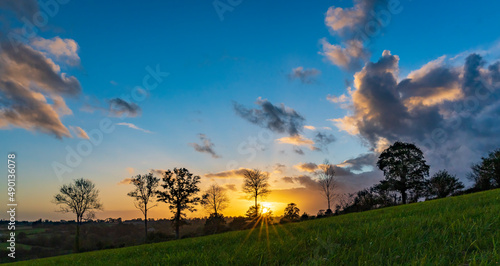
[1,0,500,265]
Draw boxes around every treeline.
[51,141,500,254]
[334,142,500,215]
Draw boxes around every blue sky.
[1,0,500,220]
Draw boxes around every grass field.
[12,189,500,265]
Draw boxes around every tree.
[468,149,500,190]
[156,168,201,239]
[318,161,336,214]
[201,184,229,216]
[127,172,160,242]
[280,203,300,223]
[242,169,270,215]
[201,184,229,234]
[377,141,430,204]
[245,204,261,220]
[204,213,227,235]
[53,178,103,252]
[427,170,464,198]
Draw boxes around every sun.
[261,202,273,214]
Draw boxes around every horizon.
[1,0,500,222]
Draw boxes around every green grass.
[13,189,500,265]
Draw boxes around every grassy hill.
[13,189,500,265]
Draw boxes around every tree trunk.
[144,207,148,243]
[175,207,180,239]
[327,193,331,211]
[401,189,407,204]
[75,216,80,253]
[255,192,258,212]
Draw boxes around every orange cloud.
[276,135,315,150]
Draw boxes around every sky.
[0,0,500,221]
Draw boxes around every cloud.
[304,125,316,130]
[321,0,389,70]
[225,184,237,191]
[273,163,286,174]
[287,175,320,190]
[293,147,305,155]
[189,133,221,158]
[0,0,38,21]
[82,98,142,118]
[108,98,141,117]
[277,135,315,149]
[294,162,354,177]
[337,153,378,171]
[118,178,133,185]
[205,168,252,178]
[294,162,320,173]
[313,132,336,151]
[327,93,350,104]
[31,37,80,66]
[116,122,152,133]
[331,50,500,176]
[234,97,305,136]
[70,126,89,139]
[0,40,81,138]
[151,169,168,176]
[288,67,321,84]
[321,39,368,70]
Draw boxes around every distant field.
[12,189,500,265]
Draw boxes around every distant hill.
[13,189,500,265]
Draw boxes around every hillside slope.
[14,189,500,265]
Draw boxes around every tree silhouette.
[242,169,270,215]
[156,168,201,239]
[127,172,160,242]
[245,204,261,220]
[318,160,336,214]
[53,178,102,252]
[201,184,229,234]
[427,170,464,198]
[280,203,300,223]
[469,149,500,190]
[377,141,430,204]
[201,184,229,216]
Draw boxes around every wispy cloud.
[205,168,254,178]
[117,178,133,185]
[70,126,89,139]
[116,122,152,133]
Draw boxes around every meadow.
[12,189,499,265]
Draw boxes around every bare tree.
[242,169,270,214]
[201,184,229,216]
[318,160,336,214]
[53,178,103,252]
[127,172,160,242]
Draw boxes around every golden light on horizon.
[261,202,273,214]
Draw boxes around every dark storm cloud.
[189,134,221,159]
[233,97,305,136]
